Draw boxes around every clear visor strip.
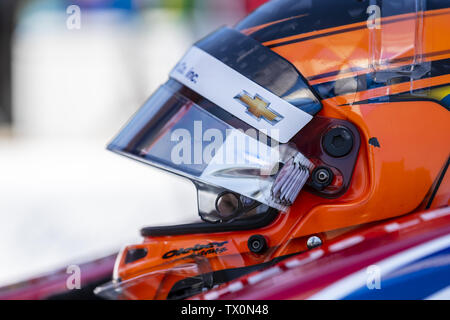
[199,129,313,211]
[169,46,313,144]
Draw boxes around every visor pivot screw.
[216,192,241,220]
[310,166,334,191]
[323,127,353,158]
[307,236,322,249]
[316,169,330,183]
[248,235,268,254]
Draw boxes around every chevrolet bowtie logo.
[234,91,283,125]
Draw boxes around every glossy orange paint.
[268,8,450,84]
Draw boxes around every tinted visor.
[108,79,312,213]
[108,27,319,214]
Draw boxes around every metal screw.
[248,235,268,254]
[315,168,330,183]
[322,127,353,158]
[307,236,322,249]
[216,192,240,219]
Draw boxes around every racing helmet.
[96,0,450,300]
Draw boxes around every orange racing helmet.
[96,0,450,300]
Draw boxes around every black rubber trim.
[140,209,278,237]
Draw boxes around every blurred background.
[0,0,268,286]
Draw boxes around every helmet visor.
[108,27,320,214]
[108,79,313,213]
